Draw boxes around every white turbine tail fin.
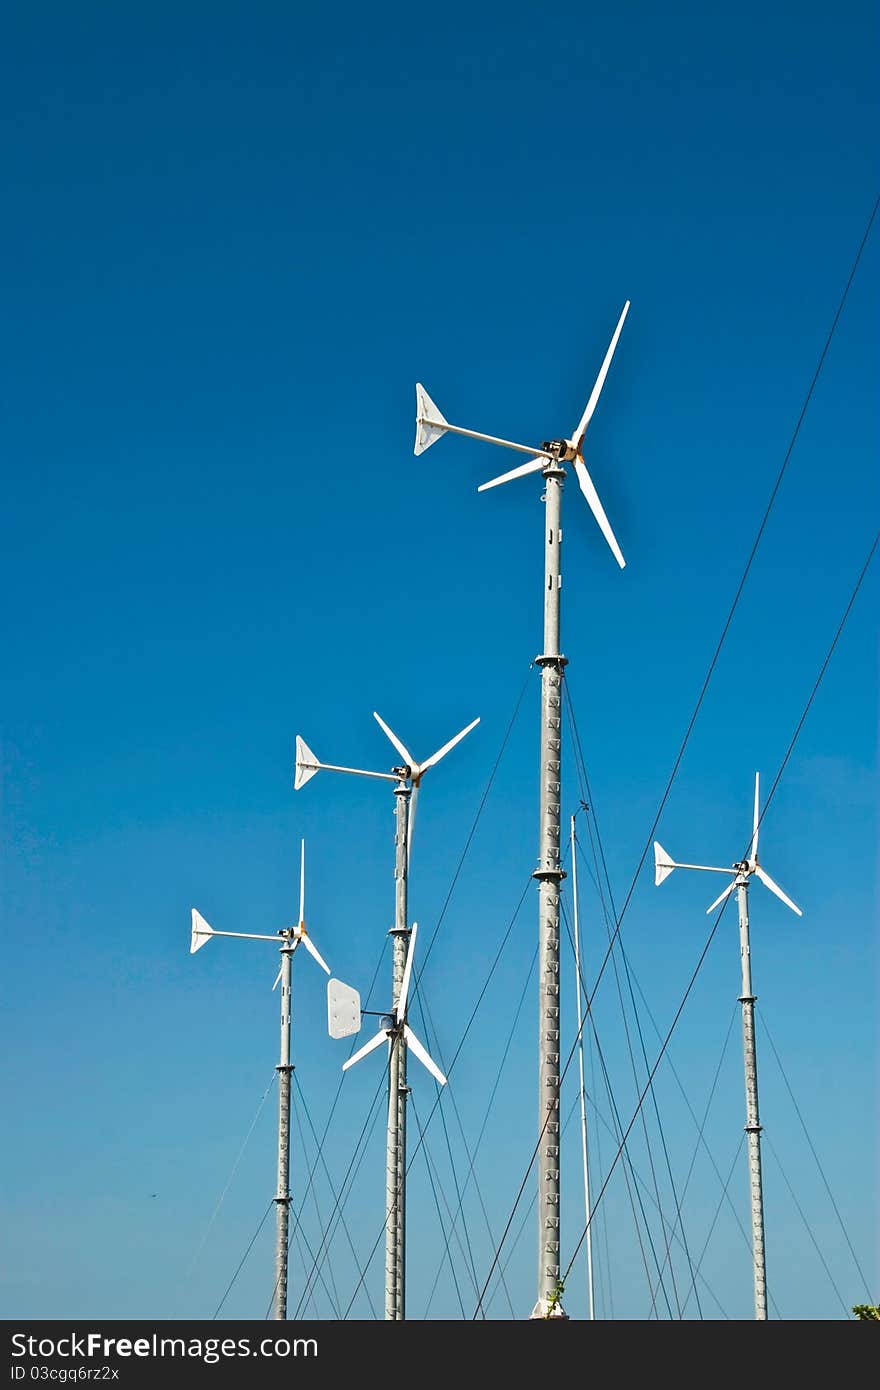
[754,864,802,917]
[190,909,214,954]
[372,711,415,770]
[414,384,449,455]
[403,1024,447,1086]
[573,458,626,569]
[572,300,631,447]
[653,842,676,887]
[328,978,362,1039]
[294,735,320,790]
[396,922,418,1023]
[477,456,546,492]
[342,1028,387,1071]
[706,881,737,914]
[419,716,480,773]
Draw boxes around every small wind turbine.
[653,773,803,1321]
[416,302,631,1319]
[190,839,331,1321]
[294,710,478,1320]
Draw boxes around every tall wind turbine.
[294,711,478,1319]
[653,773,803,1320]
[415,301,631,1318]
[190,839,331,1320]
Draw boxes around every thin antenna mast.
[415,301,630,1317]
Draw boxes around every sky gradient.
[1,2,877,1321]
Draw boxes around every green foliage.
[852,1304,880,1320]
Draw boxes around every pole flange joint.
[744,1123,763,1134]
[532,867,567,883]
[738,995,757,1004]
[273,1195,291,1205]
[534,653,569,668]
[275,1064,295,1074]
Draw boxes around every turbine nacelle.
[332,922,447,1087]
[653,774,803,917]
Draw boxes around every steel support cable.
[762,1133,852,1318]
[340,876,533,1318]
[288,1073,371,1319]
[557,526,879,1294]
[212,1199,274,1320]
[646,1003,739,1319]
[411,663,533,999]
[680,1137,745,1321]
[186,1070,277,1298]
[289,1068,388,1320]
[567,712,701,1317]
[559,904,678,1320]
[415,989,517,1318]
[422,945,537,1319]
[567,798,687,1318]
[758,1008,875,1302]
[409,1093,472,1320]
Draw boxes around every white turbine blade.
[299,930,331,974]
[190,908,214,954]
[272,965,282,990]
[653,842,676,886]
[415,383,449,455]
[477,456,546,492]
[571,301,630,447]
[749,772,760,866]
[372,711,415,770]
[572,458,626,569]
[419,716,480,774]
[342,1028,388,1072]
[754,864,802,917]
[407,784,418,868]
[396,921,418,1023]
[706,880,737,914]
[294,735,320,790]
[403,1024,447,1086]
[299,838,306,924]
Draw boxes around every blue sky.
[1,2,876,1321]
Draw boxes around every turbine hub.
[542,439,573,462]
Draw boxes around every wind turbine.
[653,773,803,1320]
[294,710,478,1319]
[416,301,631,1318]
[190,838,331,1321]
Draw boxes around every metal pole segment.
[531,465,568,1319]
[736,879,768,1320]
[273,943,293,1319]
[386,784,411,1320]
[421,419,554,459]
